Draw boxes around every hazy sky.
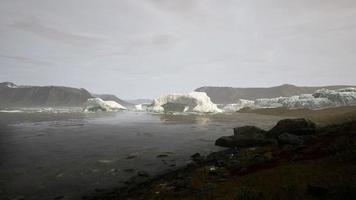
[1,0,356,99]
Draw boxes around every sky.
[0,0,356,99]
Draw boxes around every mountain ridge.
[0,82,131,108]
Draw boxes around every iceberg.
[312,88,356,106]
[221,87,356,111]
[84,98,127,112]
[222,99,256,112]
[254,95,333,109]
[133,103,151,111]
[148,92,222,113]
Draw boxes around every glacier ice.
[148,92,222,113]
[221,87,356,111]
[312,88,356,106]
[84,98,127,112]
[133,103,151,111]
[222,99,256,112]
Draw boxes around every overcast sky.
[0,0,356,99]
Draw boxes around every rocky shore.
[88,118,356,199]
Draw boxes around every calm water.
[0,111,284,200]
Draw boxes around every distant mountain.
[92,94,133,107]
[195,84,356,104]
[0,82,92,108]
[125,99,152,105]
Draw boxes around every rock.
[94,188,107,192]
[216,125,276,148]
[206,148,238,162]
[123,168,134,173]
[156,154,169,158]
[278,133,304,146]
[207,166,218,175]
[215,135,277,148]
[191,153,204,162]
[278,133,317,146]
[137,171,149,177]
[307,184,329,197]
[110,168,119,173]
[125,155,137,159]
[234,126,267,136]
[267,118,316,138]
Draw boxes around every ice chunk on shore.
[84,98,126,112]
[149,92,222,113]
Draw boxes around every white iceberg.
[221,87,356,111]
[312,88,356,106]
[148,92,222,113]
[84,98,127,112]
[133,103,151,111]
[222,99,256,112]
[254,95,333,109]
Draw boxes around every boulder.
[277,133,304,146]
[191,153,204,162]
[215,135,276,148]
[267,118,316,138]
[234,126,267,136]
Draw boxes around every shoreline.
[88,118,356,199]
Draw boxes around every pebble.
[126,155,137,159]
[156,154,169,158]
[137,171,149,177]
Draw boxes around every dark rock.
[215,160,226,167]
[307,184,329,197]
[206,148,239,162]
[156,154,169,158]
[267,118,316,138]
[126,155,137,159]
[215,135,277,148]
[216,125,276,148]
[234,126,267,136]
[110,168,119,173]
[94,188,107,192]
[137,171,149,177]
[54,196,64,200]
[123,168,134,173]
[278,133,304,146]
[191,153,204,162]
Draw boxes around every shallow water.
[0,111,284,200]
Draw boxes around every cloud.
[0,54,52,66]
[9,19,106,46]
[148,0,197,13]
